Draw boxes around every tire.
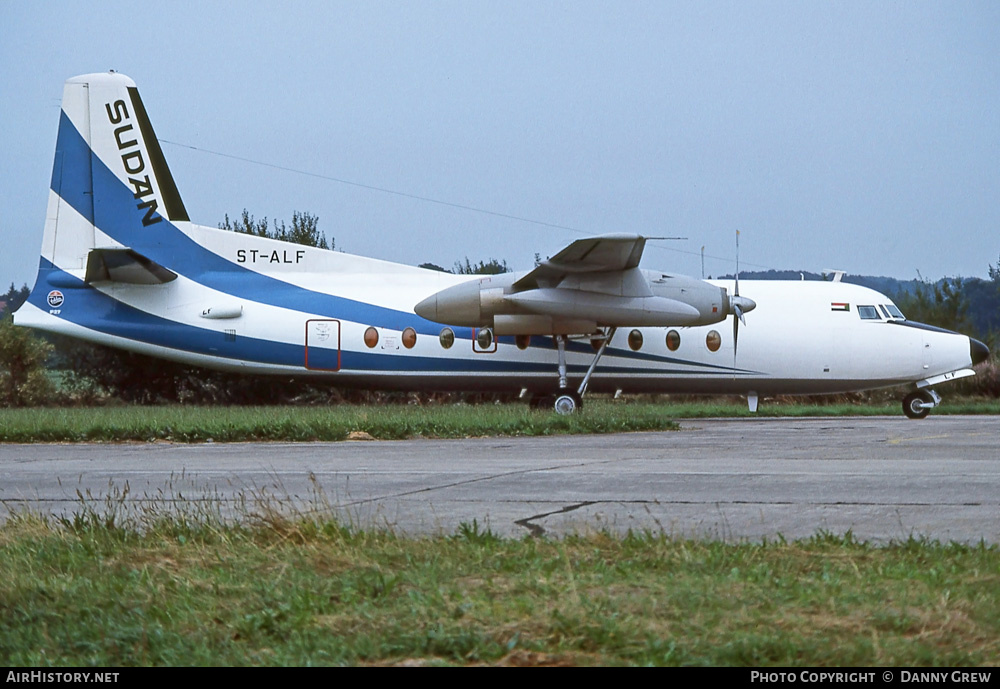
[902,391,932,420]
[554,394,578,415]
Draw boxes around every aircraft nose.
[970,338,990,366]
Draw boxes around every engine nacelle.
[414,269,736,333]
[413,275,515,326]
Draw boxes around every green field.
[0,398,998,443]
[1,508,997,667]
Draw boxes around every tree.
[219,209,269,237]
[0,316,54,406]
[453,257,510,275]
[894,277,972,334]
[418,263,448,272]
[1,283,31,319]
[282,211,330,249]
[220,209,330,249]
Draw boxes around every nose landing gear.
[902,389,940,420]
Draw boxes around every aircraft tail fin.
[39,71,189,277]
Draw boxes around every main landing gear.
[529,328,617,415]
[529,390,584,413]
[902,389,940,420]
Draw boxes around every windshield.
[885,304,905,320]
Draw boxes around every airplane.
[13,72,990,419]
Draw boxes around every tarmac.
[1,416,997,543]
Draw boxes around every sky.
[2,1,998,291]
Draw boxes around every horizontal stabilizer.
[85,248,177,285]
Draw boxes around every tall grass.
[1,499,997,666]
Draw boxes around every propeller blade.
[733,305,740,368]
[732,231,749,368]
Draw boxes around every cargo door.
[305,319,341,371]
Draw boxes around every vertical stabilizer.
[39,72,189,277]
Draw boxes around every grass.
[0,401,677,443]
[0,500,997,667]
[0,397,997,443]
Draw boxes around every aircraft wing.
[512,234,647,291]
[416,233,730,332]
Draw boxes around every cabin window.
[666,329,681,352]
[706,330,721,352]
[401,327,417,349]
[516,334,531,350]
[364,326,379,348]
[439,327,455,349]
[857,305,881,320]
[628,329,643,351]
[477,328,494,350]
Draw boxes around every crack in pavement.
[337,458,628,508]
[515,501,597,537]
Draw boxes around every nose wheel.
[902,389,939,419]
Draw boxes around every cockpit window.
[885,304,905,319]
[857,305,881,320]
[879,305,891,319]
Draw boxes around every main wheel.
[553,391,583,415]
[902,391,932,420]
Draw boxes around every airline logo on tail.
[105,98,161,226]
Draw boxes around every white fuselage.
[15,217,976,397]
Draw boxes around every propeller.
[729,230,756,367]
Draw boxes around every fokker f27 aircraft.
[14,72,990,418]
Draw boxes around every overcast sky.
[2,1,998,291]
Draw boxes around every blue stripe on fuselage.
[29,260,749,376]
